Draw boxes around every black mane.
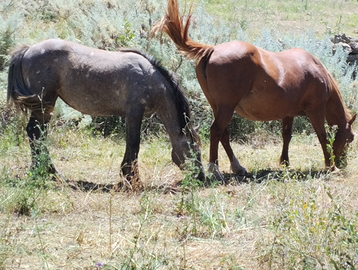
[120,48,191,130]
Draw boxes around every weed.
[0,167,55,215]
[176,152,203,234]
[326,125,338,168]
[257,181,358,269]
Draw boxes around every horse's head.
[171,125,206,182]
[333,114,356,168]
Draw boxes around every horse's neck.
[326,90,349,128]
[157,98,188,146]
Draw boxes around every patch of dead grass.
[1,127,358,269]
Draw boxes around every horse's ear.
[349,114,357,126]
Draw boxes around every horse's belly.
[60,92,126,116]
[236,97,293,121]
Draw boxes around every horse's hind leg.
[26,110,56,174]
[280,117,294,166]
[221,127,247,175]
[209,106,244,181]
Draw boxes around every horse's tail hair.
[7,44,46,115]
[152,0,214,62]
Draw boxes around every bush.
[0,0,356,142]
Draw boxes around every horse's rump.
[7,45,40,113]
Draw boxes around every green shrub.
[0,0,356,141]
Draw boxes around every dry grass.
[1,125,358,269]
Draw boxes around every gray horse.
[7,38,205,187]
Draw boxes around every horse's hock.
[331,33,358,75]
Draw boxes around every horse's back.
[208,40,327,85]
[203,40,332,121]
[18,39,171,116]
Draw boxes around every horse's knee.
[26,115,51,141]
[26,117,42,141]
[210,122,224,140]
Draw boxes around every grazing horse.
[7,38,205,186]
[153,0,356,181]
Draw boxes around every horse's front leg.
[26,111,56,174]
[121,110,144,189]
[307,111,332,168]
[280,117,294,166]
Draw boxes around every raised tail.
[7,44,46,114]
[152,0,213,61]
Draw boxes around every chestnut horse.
[7,39,205,186]
[153,0,356,181]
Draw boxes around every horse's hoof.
[117,176,144,192]
[197,170,206,182]
[208,162,225,182]
[233,167,247,176]
[280,160,290,167]
[29,163,58,178]
[207,171,224,183]
[231,158,247,176]
[329,166,340,174]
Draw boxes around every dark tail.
[152,0,214,61]
[7,44,45,114]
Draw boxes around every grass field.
[1,0,358,269]
[188,0,358,39]
[1,123,358,269]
